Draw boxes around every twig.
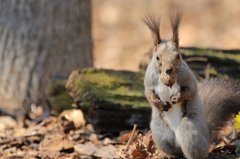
[184,57,208,62]
[0,138,16,145]
[205,63,211,79]
[34,118,50,130]
[124,124,137,154]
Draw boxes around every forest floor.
[0,109,239,159]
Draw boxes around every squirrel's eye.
[156,55,160,60]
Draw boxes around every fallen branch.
[124,124,137,154]
[184,57,208,62]
[205,63,211,79]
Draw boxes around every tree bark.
[0,0,93,113]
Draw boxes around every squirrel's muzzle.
[166,67,173,75]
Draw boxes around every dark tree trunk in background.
[0,0,92,114]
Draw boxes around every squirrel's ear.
[170,12,182,50]
[143,15,161,51]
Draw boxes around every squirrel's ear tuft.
[170,11,182,50]
[143,15,161,51]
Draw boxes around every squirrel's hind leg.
[175,116,209,159]
[150,106,183,156]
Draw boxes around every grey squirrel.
[143,13,240,159]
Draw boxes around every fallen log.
[65,68,151,134]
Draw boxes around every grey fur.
[145,40,209,159]
[199,78,240,141]
[144,14,240,159]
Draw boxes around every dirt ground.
[0,109,239,158]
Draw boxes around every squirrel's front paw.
[171,93,181,104]
[151,98,172,111]
[162,102,172,111]
[151,90,172,111]
[151,98,164,110]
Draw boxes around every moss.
[181,48,240,80]
[45,80,67,96]
[66,68,149,109]
[47,48,240,112]
[50,91,74,113]
[180,48,240,62]
[46,80,74,113]
[209,67,218,76]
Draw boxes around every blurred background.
[92,0,240,71]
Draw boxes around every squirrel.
[143,13,240,159]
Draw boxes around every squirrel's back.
[198,78,240,140]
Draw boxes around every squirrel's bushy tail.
[198,78,240,139]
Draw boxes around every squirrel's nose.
[166,67,173,74]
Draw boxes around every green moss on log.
[46,80,74,113]
[180,48,240,80]
[66,68,149,109]
[45,80,67,96]
[181,48,240,62]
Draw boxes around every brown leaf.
[89,133,98,144]
[75,142,119,158]
[119,132,138,143]
[142,131,156,154]
[102,137,117,145]
[45,156,52,159]
[94,145,119,158]
[37,151,61,158]
[86,124,95,132]
[128,131,159,158]
[4,147,17,153]
[131,149,148,159]
[59,110,86,129]
[39,135,74,151]
[74,142,95,156]
[29,106,44,119]
[0,116,17,130]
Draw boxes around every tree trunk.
[0,0,92,114]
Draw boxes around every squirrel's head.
[143,13,182,87]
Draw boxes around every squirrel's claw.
[151,90,172,111]
[170,93,181,104]
[171,86,189,104]
[162,102,172,111]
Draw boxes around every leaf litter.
[0,109,240,158]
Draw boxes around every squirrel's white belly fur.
[155,77,183,133]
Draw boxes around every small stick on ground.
[124,124,137,154]
[184,57,208,62]
[205,63,211,79]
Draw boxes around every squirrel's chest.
[155,77,180,103]
[155,77,183,133]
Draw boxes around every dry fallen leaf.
[119,132,138,143]
[86,124,95,132]
[0,116,17,131]
[29,106,43,119]
[39,134,74,151]
[75,142,119,158]
[89,133,98,144]
[116,131,167,159]
[74,142,96,156]
[59,109,86,129]
[102,137,117,145]
[131,149,148,159]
